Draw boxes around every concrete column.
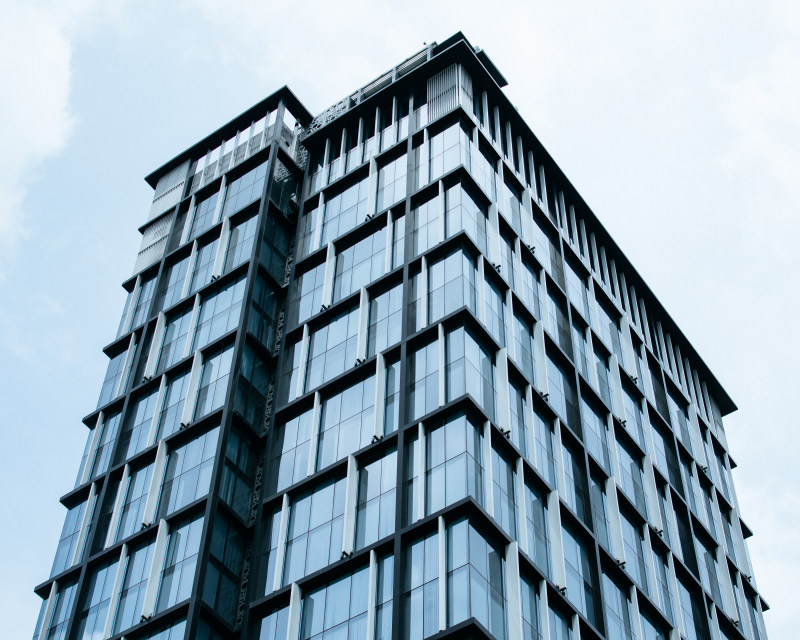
[306,392,322,477]
[211,215,231,280]
[102,544,127,638]
[105,465,130,548]
[321,243,336,309]
[437,516,446,632]
[374,354,386,439]
[143,313,166,381]
[483,421,494,518]
[366,550,378,640]
[357,287,369,363]
[180,241,198,300]
[495,349,511,433]
[342,455,358,555]
[140,519,169,619]
[286,583,303,640]
[179,350,203,427]
[72,483,98,567]
[506,541,523,640]
[272,493,291,593]
[142,440,168,527]
[146,376,168,447]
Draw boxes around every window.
[51,498,91,577]
[157,370,190,440]
[512,313,535,383]
[158,308,192,372]
[333,226,387,302]
[113,468,152,545]
[37,580,77,640]
[517,260,541,319]
[621,386,646,450]
[193,277,246,351]
[305,307,360,391]
[224,214,258,273]
[259,215,290,284]
[381,358,401,436]
[594,347,613,408]
[446,519,506,639]
[190,191,220,239]
[158,427,219,518]
[219,429,256,520]
[411,193,443,256]
[392,213,405,268]
[445,183,487,254]
[562,443,590,524]
[652,548,673,622]
[131,276,157,329]
[561,524,597,625]
[589,473,611,551]
[203,515,245,623]
[533,407,556,486]
[469,142,497,200]
[546,290,571,354]
[521,575,543,640]
[409,340,439,421]
[156,515,204,612]
[194,345,234,419]
[571,320,589,380]
[549,606,572,640]
[117,389,158,463]
[430,122,470,182]
[377,153,408,211]
[248,273,281,351]
[428,248,478,323]
[221,160,268,217]
[426,413,484,514]
[620,512,649,595]
[616,438,647,515]
[155,255,189,312]
[492,446,517,537]
[283,477,346,585]
[91,410,122,479]
[114,540,155,634]
[509,379,530,458]
[300,565,369,640]
[77,559,120,639]
[259,606,289,640]
[502,179,522,235]
[97,347,129,409]
[270,410,313,491]
[640,609,669,640]
[446,327,495,420]
[356,448,397,549]
[321,177,369,246]
[368,284,402,356]
[289,262,325,326]
[524,481,550,576]
[403,530,439,640]
[484,276,506,347]
[190,237,220,293]
[546,354,579,429]
[601,573,635,640]
[581,397,610,471]
[592,298,624,363]
[318,376,375,469]
[564,260,589,319]
[695,536,722,604]
[677,579,708,640]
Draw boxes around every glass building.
[32,32,769,640]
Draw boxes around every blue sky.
[2,1,798,637]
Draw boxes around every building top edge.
[143,85,313,189]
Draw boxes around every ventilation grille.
[133,211,175,275]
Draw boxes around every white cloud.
[0,3,75,275]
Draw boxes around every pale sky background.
[1,1,797,637]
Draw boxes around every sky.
[1,0,797,637]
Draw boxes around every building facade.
[32,33,768,640]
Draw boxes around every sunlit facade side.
[32,33,768,640]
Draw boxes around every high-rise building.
[31,32,768,640]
